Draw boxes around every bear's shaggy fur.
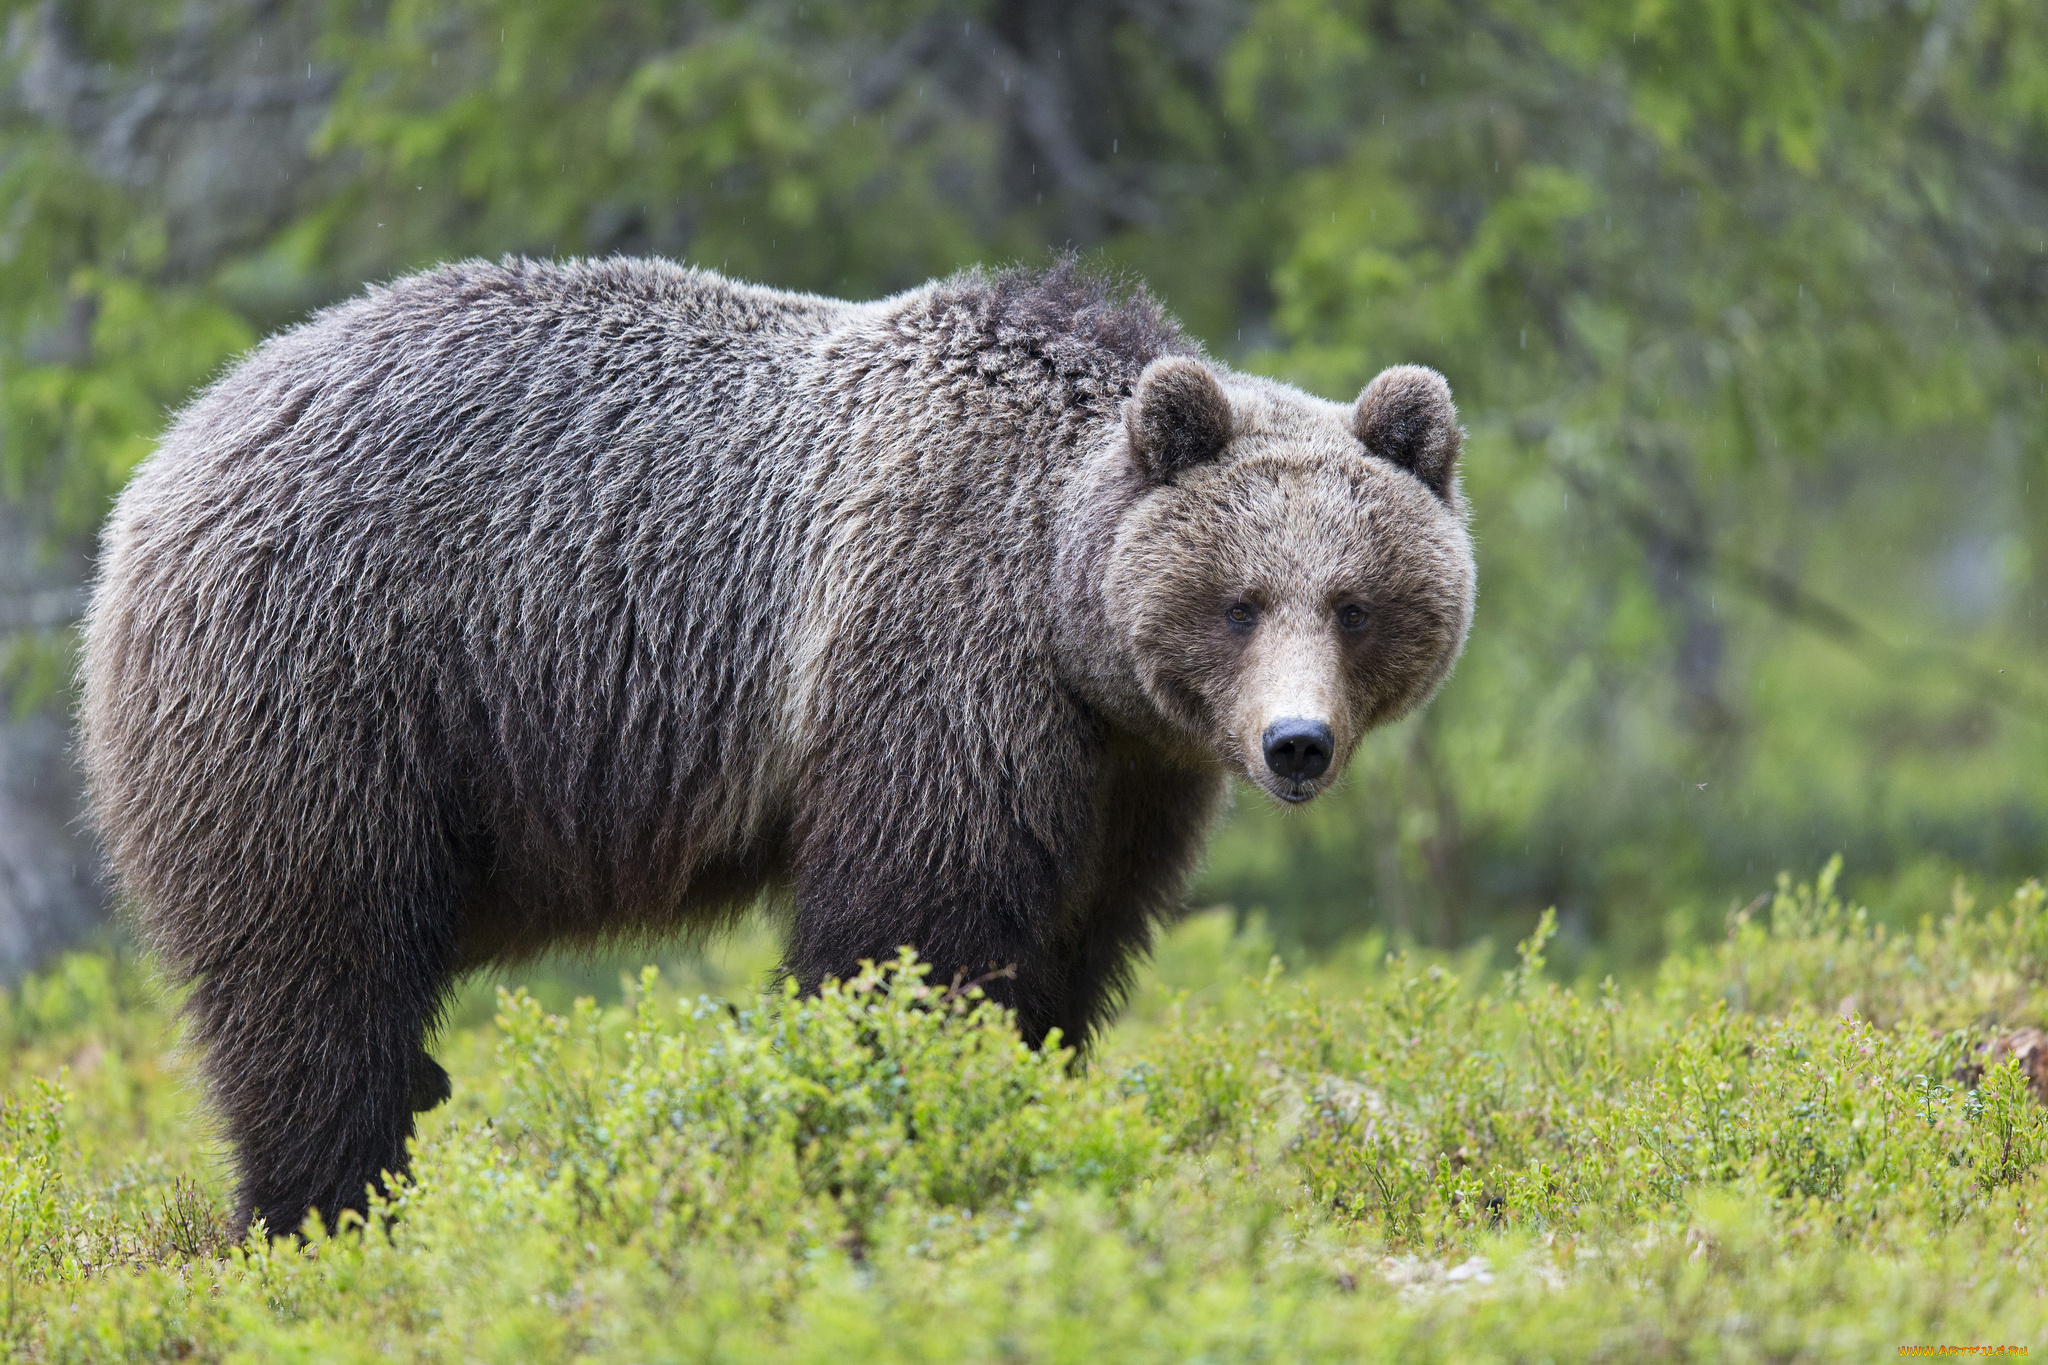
[79,257,1475,1237]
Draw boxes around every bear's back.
[130,256,856,506]
[95,257,864,653]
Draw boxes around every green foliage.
[1197,0,2048,953]
[5,876,2048,1359]
[0,129,255,535]
[308,0,994,292]
[0,1076,67,1330]
[6,0,2048,954]
[1659,857,2048,1029]
[476,955,1159,1251]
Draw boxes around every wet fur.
[79,257,1472,1237]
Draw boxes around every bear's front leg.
[789,816,1069,1042]
[1036,752,1227,1049]
[786,703,1097,1045]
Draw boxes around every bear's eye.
[1226,601,1258,630]
[1338,603,1369,632]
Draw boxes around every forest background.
[2,0,2046,979]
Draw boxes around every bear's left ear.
[1127,356,1235,483]
[1354,365,1462,501]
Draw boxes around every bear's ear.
[1354,365,1462,501]
[1126,356,1235,483]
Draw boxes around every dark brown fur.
[80,257,1474,1237]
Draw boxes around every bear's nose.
[1261,718,1333,783]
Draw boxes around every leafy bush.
[1660,856,2048,1030]
[475,955,1159,1253]
[4,874,2048,1360]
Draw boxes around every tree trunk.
[0,503,104,979]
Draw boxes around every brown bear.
[79,257,1474,1238]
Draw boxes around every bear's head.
[1103,356,1475,805]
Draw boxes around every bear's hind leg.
[192,922,456,1240]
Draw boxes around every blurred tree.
[0,0,300,972]
[2,0,2045,974]
[1199,0,2048,958]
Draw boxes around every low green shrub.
[2,872,2046,1361]
[471,954,1160,1253]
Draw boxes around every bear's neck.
[1050,441,1194,756]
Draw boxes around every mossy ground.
[5,861,2047,1362]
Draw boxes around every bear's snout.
[1261,717,1333,791]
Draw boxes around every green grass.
[5,860,2048,1361]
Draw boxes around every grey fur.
[79,256,1474,1238]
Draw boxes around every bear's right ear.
[1354,365,1462,501]
[1126,356,1235,483]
